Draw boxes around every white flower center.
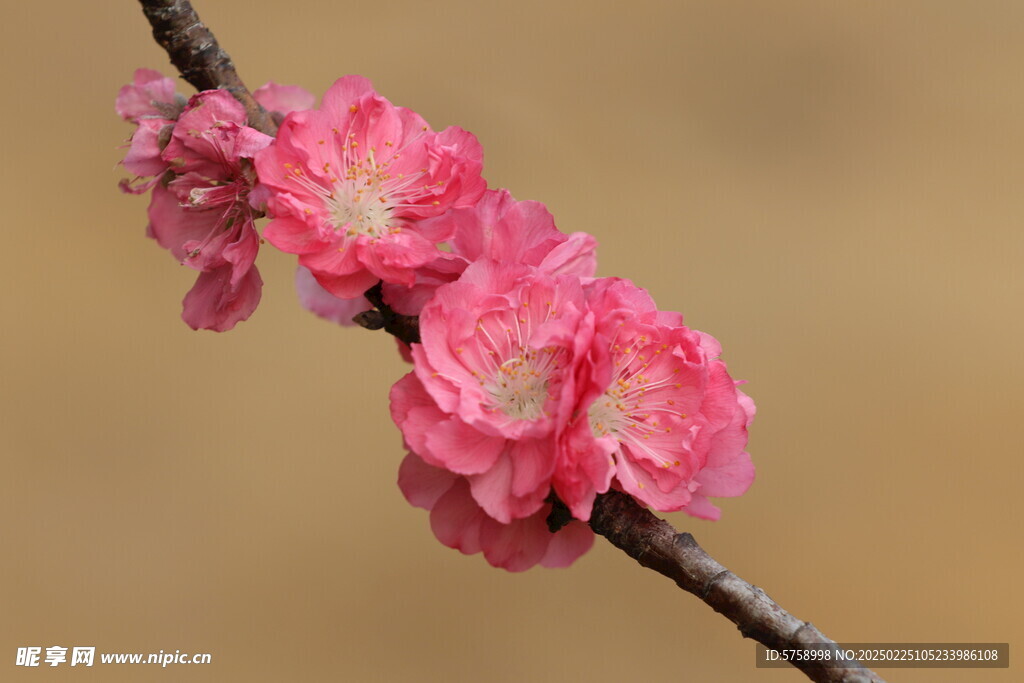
[485,347,560,421]
[324,148,400,238]
[284,132,441,240]
[588,393,630,437]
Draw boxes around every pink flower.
[117,69,185,190]
[398,451,593,572]
[147,90,273,331]
[554,278,755,520]
[383,189,598,316]
[391,260,589,524]
[254,75,486,299]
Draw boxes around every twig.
[361,283,421,346]
[135,4,886,680]
[137,0,276,135]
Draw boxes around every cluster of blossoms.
[119,71,755,571]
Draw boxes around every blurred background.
[1,1,1021,680]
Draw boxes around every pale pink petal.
[253,81,316,116]
[295,266,371,326]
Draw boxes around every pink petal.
[116,68,178,122]
[680,494,722,521]
[319,75,377,118]
[429,479,486,555]
[181,264,263,332]
[263,217,329,255]
[479,513,551,572]
[398,452,457,510]
[306,266,379,300]
[509,438,556,498]
[468,451,547,524]
[123,118,173,177]
[424,418,506,475]
[356,231,438,285]
[614,452,692,512]
[540,231,599,277]
[539,520,595,568]
[147,184,218,261]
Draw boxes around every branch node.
[701,569,732,600]
[353,310,385,330]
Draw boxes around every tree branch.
[137,0,276,136]
[588,490,883,682]
[136,4,885,681]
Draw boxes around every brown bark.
[588,490,884,682]
[134,3,886,680]
[137,0,276,136]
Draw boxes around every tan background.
[1,1,1021,681]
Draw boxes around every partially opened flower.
[147,90,273,331]
[555,278,755,521]
[254,75,486,299]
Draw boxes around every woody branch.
[135,2,885,681]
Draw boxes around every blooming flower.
[252,83,374,326]
[254,75,486,299]
[554,278,755,520]
[382,188,598,316]
[147,90,273,331]
[392,260,589,524]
